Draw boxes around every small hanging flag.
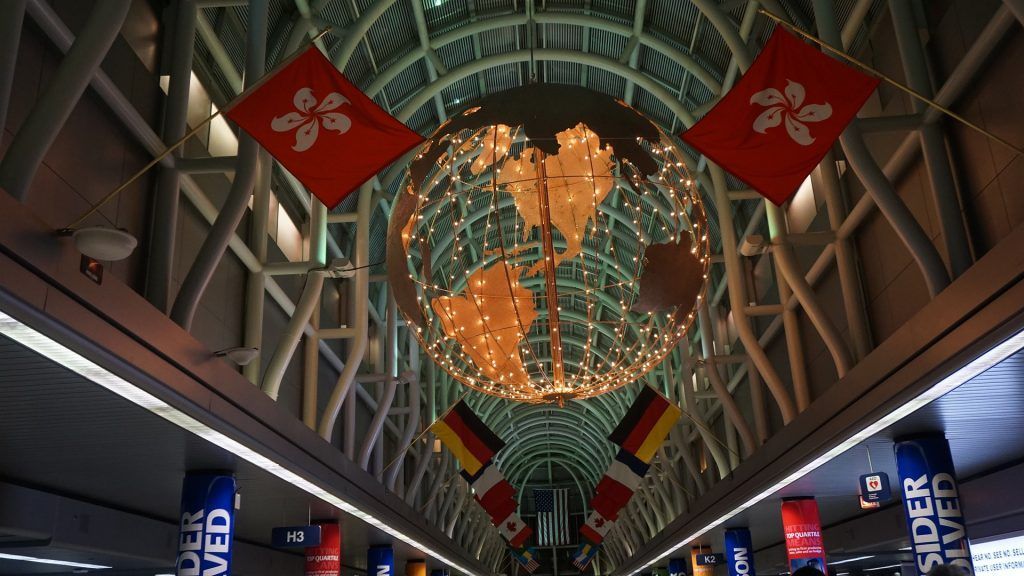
[571,540,600,571]
[512,548,541,573]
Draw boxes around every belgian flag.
[608,386,681,463]
[430,400,505,475]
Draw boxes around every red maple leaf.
[506,521,518,532]
[594,518,605,528]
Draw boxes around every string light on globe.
[386,85,710,405]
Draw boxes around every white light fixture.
[0,552,110,570]
[623,326,1024,576]
[865,565,903,572]
[830,556,875,565]
[214,346,260,366]
[72,227,138,261]
[0,310,480,576]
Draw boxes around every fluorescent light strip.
[830,556,875,565]
[624,327,1024,575]
[865,565,903,571]
[0,312,480,576]
[0,552,111,570]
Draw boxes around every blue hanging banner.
[368,546,395,576]
[724,528,756,576]
[176,472,237,576]
[669,558,688,576]
[894,435,973,576]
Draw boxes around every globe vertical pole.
[534,148,567,402]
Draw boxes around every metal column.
[170,0,268,329]
[0,0,27,140]
[146,0,195,312]
[890,0,973,278]
[0,0,131,201]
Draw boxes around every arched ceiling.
[193,0,883,503]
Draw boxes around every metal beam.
[0,0,131,201]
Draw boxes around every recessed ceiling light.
[0,552,111,570]
[830,556,875,565]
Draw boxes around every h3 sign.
[272,525,323,548]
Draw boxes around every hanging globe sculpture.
[387,85,710,404]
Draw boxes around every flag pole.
[758,8,1024,157]
[379,388,472,475]
[57,26,334,235]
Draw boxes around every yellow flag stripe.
[633,403,682,463]
[430,419,486,475]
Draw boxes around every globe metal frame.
[388,85,710,404]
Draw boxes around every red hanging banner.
[781,498,827,574]
[305,522,341,576]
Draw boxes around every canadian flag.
[681,28,879,205]
[225,46,424,209]
[497,512,533,549]
[579,509,614,544]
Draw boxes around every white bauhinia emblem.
[271,87,352,152]
[749,79,832,146]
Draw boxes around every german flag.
[430,400,505,475]
[608,386,681,463]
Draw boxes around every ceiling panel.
[0,333,450,574]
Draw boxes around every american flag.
[534,488,570,546]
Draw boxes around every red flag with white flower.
[225,46,424,209]
[680,28,879,205]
